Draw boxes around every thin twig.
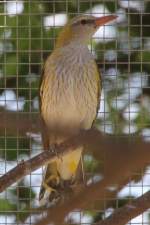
[97,190,150,225]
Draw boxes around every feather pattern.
[39,42,101,205]
[40,43,100,130]
[38,13,117,205]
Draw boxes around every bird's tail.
[39,148,82,206]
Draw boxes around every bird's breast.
[41,45,100,130]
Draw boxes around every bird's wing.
[39,68,50,151]
[94,61,102,122]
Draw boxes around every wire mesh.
[0,0,150,224]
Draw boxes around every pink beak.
[95,15,117,27]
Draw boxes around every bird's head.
[56,14,117,48]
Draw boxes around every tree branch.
[0,129,90,193]
[0,110,41,134]
[1,112,150,225]
[97,190,150,225]
[33,133,150,225]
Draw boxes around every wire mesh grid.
[0,0,150,224]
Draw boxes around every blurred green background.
[0,0,150,224]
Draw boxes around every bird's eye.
[81,19,87,25]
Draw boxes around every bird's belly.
[42,83,97,132]
[41,56,99,133]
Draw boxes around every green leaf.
[11,181,36,202]
[0,199,16,212]
[0,4,4,26]
[105,2,119,12]
[142,51,150,62]
[84,155,100,173]
[0,136,31,160]
[4,54,18,77]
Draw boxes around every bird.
[39,14,117,206]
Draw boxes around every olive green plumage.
[39,14,116,205]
